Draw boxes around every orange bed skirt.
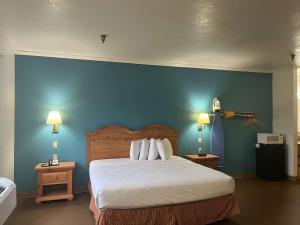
[89,194,240,225]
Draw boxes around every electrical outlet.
[198,137,202,144]
[52,141,58,149]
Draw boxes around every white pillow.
[156,138,173,160]
[139,139,150,160]
[148,138,159,160]
[130,140,142,160]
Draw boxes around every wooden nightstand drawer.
[43,171,68,185]
[201,161,218,169]
[194,158,210,163]
[185,154,219,170]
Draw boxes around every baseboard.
[234,174,298,181]
[232,174,299,181]
[18,188,89,199]
[287,176,298,181]
[17,192,36,198]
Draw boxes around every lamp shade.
[46,111,62,125]
[198,113,210,125]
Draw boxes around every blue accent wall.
[15,55,272,192]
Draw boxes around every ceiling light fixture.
[48,0,64,8]
[100,34,107,44]
[290,53,295,62]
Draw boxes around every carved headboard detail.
[86,124,178,164]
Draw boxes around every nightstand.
[185,154,219,169]
[35,161,75,204]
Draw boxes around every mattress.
[89,156,235,209]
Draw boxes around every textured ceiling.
[1,0,300,72]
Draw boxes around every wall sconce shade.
[198,113,210,131]
[46,111,62,133]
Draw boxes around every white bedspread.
[89,156,235,209]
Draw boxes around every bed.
[87,124,240,225]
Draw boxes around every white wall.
[297,70,300,134]
[0,32,15,179]
[273,67,297,177]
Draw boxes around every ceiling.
[1,0,300,72]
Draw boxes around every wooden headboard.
[86,124,178,164]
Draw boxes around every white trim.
[272,67,298,177]
[0,33,15,181]
[272,66,299,73]
[16,49,272,74]
[0,32,16,54]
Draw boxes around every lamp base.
[52,124,59,133]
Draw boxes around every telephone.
[48,159,59,166]
[41,159,59,167]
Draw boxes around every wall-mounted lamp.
[46,111,62,133]
[197,113,210,131]
[197,113,210,156]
